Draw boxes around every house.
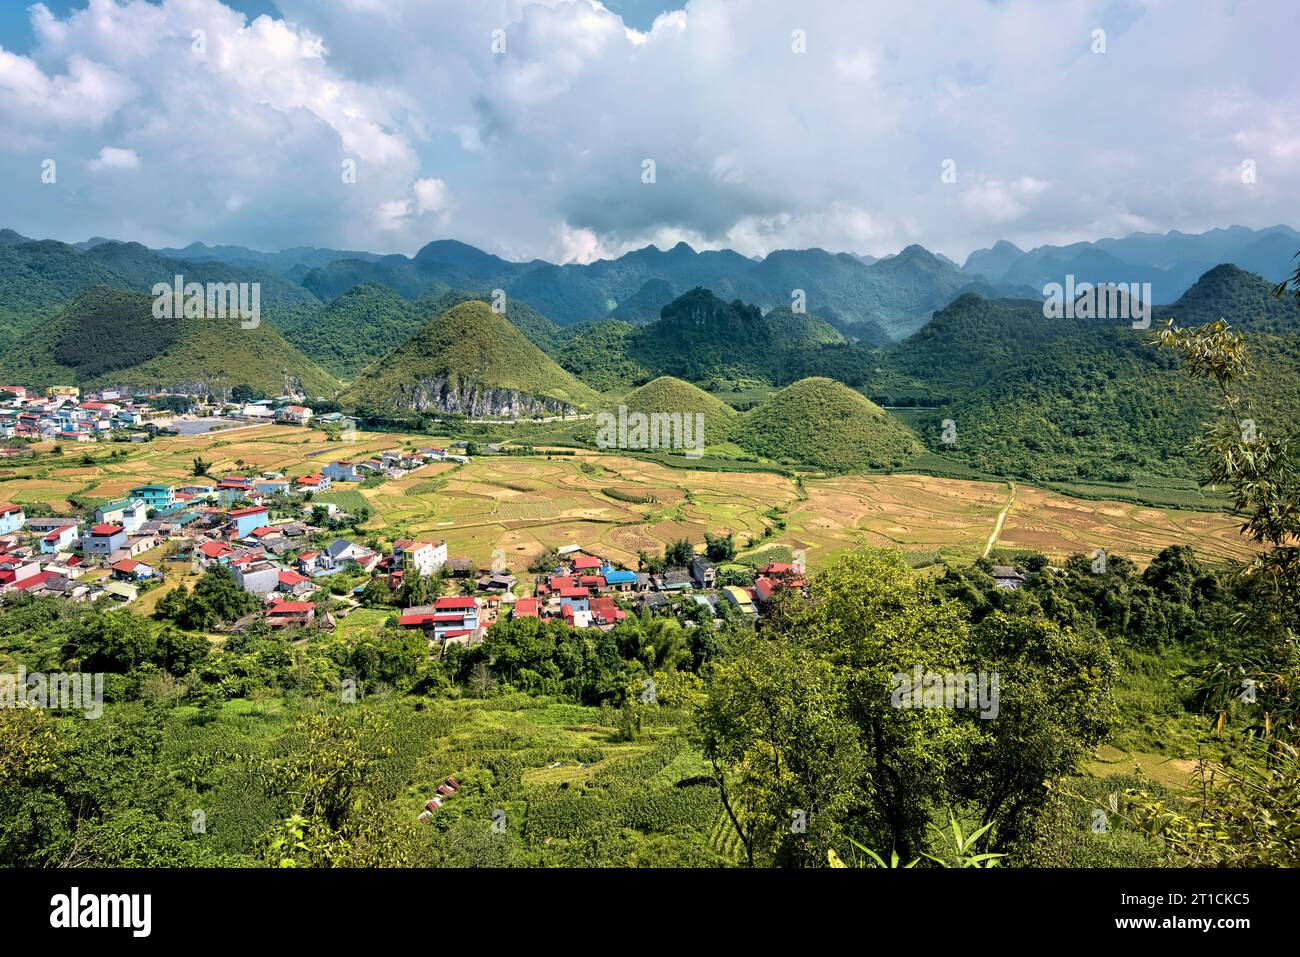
[477,572,517,592]
[110,558,155,581]
[654,568,693,592]
[0,386,27,400]
[295,473,331,493]
[231,558,281,595]
[560,603,592,629]
[266,600,317,628]
[392,539,447,577]
[691,556,717,589]
[0,558,41,589]
[175,484,217,502]
[95,498,147,533]
[326,539,377,571]
[276,405,313,425]
[512,597,541,619]
[295,550,323,575]
[400,595,480,640]
[722,585,758,616]
[99,580,138,604]
[601,568,639,592]
[323,461,364,483]
[588,595,627,627]
[84,524,128,558]
[46,386,79,400]
[229,505,270,538]
[39,523,80,554]
[195,539,238,569]
[127,485,176,510]
[217,477,256,504]
[443,558,475,577]
[277,570,316,597]
[991,565,1027,590]
[0,502,26,535]
[123,534,158,558]
[572,555,602,573]
[254,478,291,497]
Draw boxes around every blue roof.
[602,568,638,584]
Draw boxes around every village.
[0,385,809,646]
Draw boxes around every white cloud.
[0,0,1297,262]
[87,145,139,172]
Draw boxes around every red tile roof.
[0,502,23,515]
[513,598,540,618]
[434,595,478,610]
[278,570,310,586]
[110,559,139,573]
[89,523,124,536]
[268,601,314,614]
[572,555,601,570]
[229,506,268,517]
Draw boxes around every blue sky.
[0,1,1295,263]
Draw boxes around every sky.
[0,0,1296,264]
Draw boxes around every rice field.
[0,424,1257,574]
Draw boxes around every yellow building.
[47,385,80,399]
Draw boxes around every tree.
[705,531,736,563]
[192,456,209,477]
[664,538,694,567]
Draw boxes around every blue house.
[229,505,270,538]
[128,485,176,510]
[0,502,26,534]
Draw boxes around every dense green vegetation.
[733,377,923,471]
[343,300,600,415]
[0,286,340,398]
[274,283,421,379]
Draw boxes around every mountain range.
[1,223,1298,482]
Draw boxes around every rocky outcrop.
[383,374,573,418]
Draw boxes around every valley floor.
[0,424,1255,584]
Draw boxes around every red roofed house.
[512,597,540,619]
[295,473,331,493]
[0,502,25,535]
[229,505,270,538]
[266,600,316,628]
[40,523,80,554]
[400,595,480,640]
[196,539,237,569]
[111,558,155,581]
[276,405,314,425]
[572,555,602,572]
[277,569,316,597]
[588,596,627,627]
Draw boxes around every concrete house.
[40,523,80,554]
[84,524,128,558]
[229,505,270,538]
[0,502,26,535]
[392,539,447,577]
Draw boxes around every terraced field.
[0,425,1256,575]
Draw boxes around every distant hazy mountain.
[962,225,1300,304]
[297,236,1023,339]
[155,241,385,276]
